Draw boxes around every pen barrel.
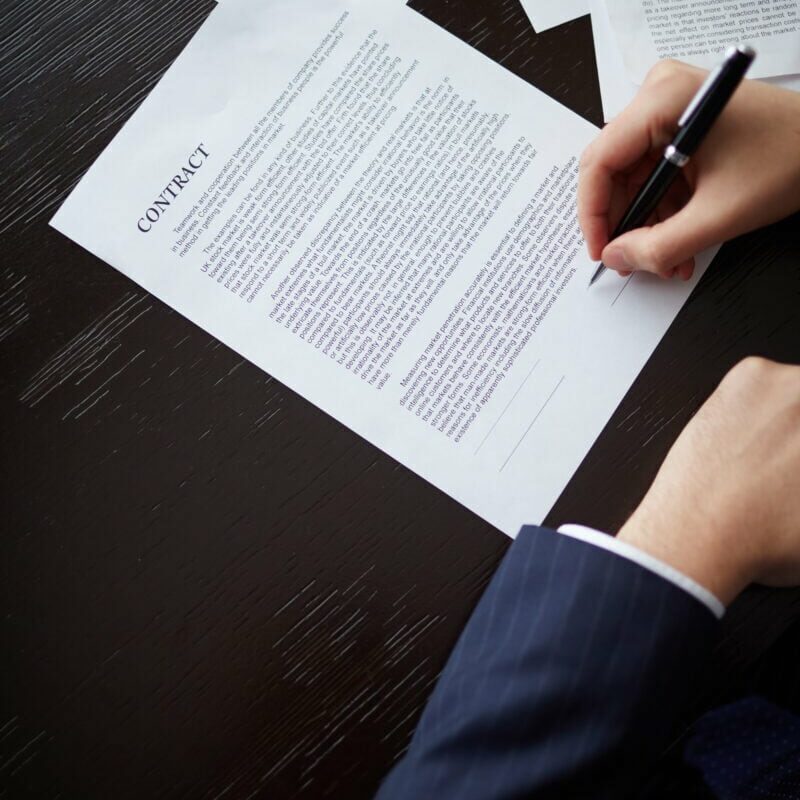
[673,46,755,156]
[610,158,681,240]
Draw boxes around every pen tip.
[588,263,606,287]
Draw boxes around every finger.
[578,62,706,259]
[647,192,694,281]
[578,115,656,260]
[604,165,689,277]
[678,262,695,281]
[601,199,719,277]
[604,167,665,276]
[653,183,695,281]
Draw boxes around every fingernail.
[603,244,630,270]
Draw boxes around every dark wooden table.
[2,1,800,797]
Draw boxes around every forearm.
[376,527,719,800]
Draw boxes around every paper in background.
[520,0,589,32]
[594,0,800,120]
[606,0,800,85]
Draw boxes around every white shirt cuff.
[558,524,725,619]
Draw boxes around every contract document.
[520,0,589,32]
[606,0,800,85]
[52,0,713,537]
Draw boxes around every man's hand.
[578,60,800,281]
[618,358,800,605]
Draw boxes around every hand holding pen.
[577,53,800,284]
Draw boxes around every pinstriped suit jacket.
[375,525,718,799]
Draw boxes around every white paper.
[592,0,800,121]
[590,0,634,121]
[606,0,800,84]
[52,0,713,537]
[521,0,590,32]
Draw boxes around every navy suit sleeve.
[376,525,719,800]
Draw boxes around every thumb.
[601,202,721,277]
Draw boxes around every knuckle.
[638,239,670,273]
[739,355,772,375]
[645,59,684,85]
[727,356,773,387]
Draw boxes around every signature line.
[500,375,566,472]
[474,359,541,455]
[611,274,634,307]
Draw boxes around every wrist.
[617,502,751,606]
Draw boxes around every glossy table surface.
[2,1,799,797]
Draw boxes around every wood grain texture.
[1,0,799,798]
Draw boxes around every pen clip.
[678,62,725,127]
[677,45,755,128]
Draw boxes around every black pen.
[589,45,756,287]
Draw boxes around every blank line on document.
[474,359,541,455]
[500,375,565,472]
[611,274,634,307]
